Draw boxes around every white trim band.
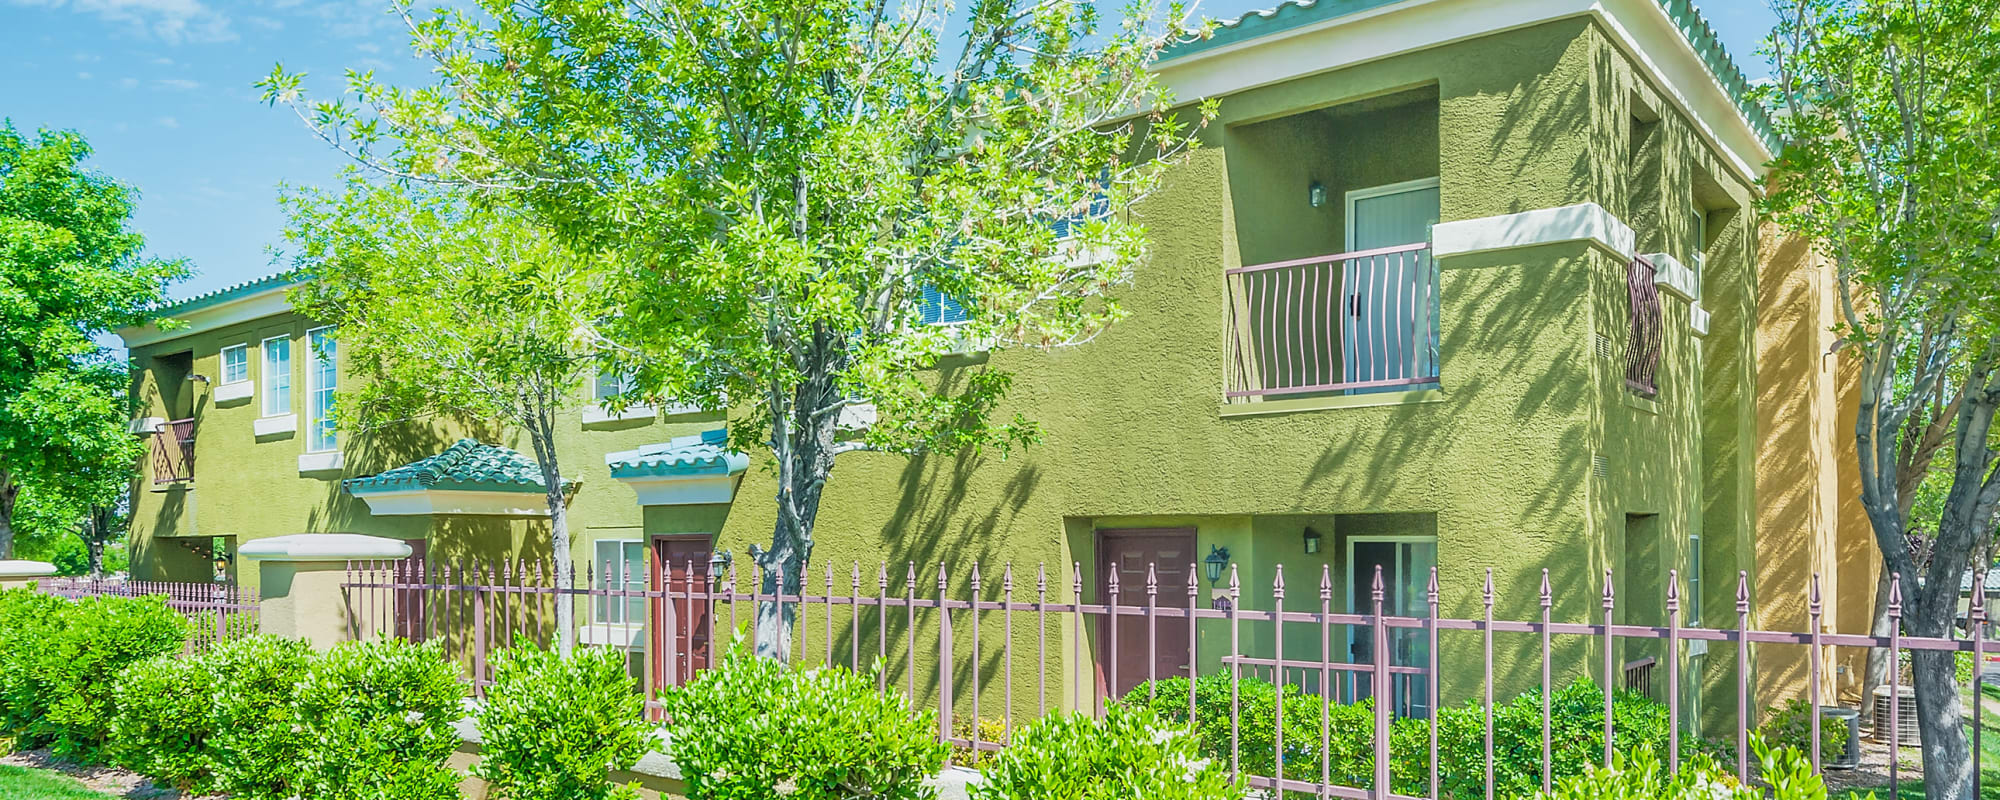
[239,533,412,562]
[117,284,294,349]
[1690,304,1712,337]
[0,560,58,578]
[1642,252,1698,301]
[352,488,555,517]
[213,381,254,403]
[254,414,298,437]
[298,450,345,475]
[1431,203,1635,261]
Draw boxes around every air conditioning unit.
[1870,685,1920,746]
[1821,706,1861,769]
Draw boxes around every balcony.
[1224,242,1440,402]
[1625,256,1663,397]
[151,418,195,484]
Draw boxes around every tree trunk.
[526,412,575,655]
[755,329,844,662]
[1913,645,1975,799]
[0,475,17,560]
[86,539,105,578]
[1862,565,1892,724]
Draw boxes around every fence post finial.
[937,561,948,594]
[1320,564,1333,600]
[1809,572,1823,616]
[1145,561,1158,598]
[1602,568,1614,608]
[1429,566,1440,606]
[1667,568,1680,612]
[1272,563,1284,597]
[1888,572,1903,614]
[1736,571,1749,613]
[1002,562,1013,594]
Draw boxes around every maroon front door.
[1096,528,1196,701]
[651,536,713,687]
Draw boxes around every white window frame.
[261,336,292,418]
[591,539,647,627]
[1686,533,1703,626]
[305,326,337,453]
[583,370,662,426]
[220,344,250,385]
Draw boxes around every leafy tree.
[264,0,1215,658]
[280,182,617,652]
[1762,1,2000,797]
[0,124,184,559]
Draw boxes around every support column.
[240,534,412,650]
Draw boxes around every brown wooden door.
[1096,528,1196,701]
[651,536,713,687]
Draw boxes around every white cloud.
[153,77,200,90]
[76,71,92,79]
[354,42,379,54]
[118,76,138,89]
[8,0,236,45]
[245,14,281,30]
[151,56,173,65]
[72,51,101,62]
[157,116,178,128]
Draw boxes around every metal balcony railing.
[1626,256,1664,397]
[1225,242,1440,401]
[151,418,195,484]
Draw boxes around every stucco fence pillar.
[0,560,57,591]
[239,534,412,650]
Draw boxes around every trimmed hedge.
[108,654,214,791]
[206,635,316,800]
[27,593,190,758]
[474,646,653,800]
[662,648,949,800]
[970,704,1237,800]
[0,588,68,735]
[291,638,466,800]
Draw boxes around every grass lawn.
[0,764,117,800]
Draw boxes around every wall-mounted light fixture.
[1203,545,1232,585]
[1303,526,1323,555]
[707,550,734,584]
[1308,181,1328,209]
[187,374,211,384]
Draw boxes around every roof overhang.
[1153,0,1776,184]
[347,488,558,517]
[117,277,300,349]
[607,430,750,507]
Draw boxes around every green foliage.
[30,595,189,759]
[1521,736,1848,800]
[0,588,66,736]
[1757,698,1846,767]
[0,124,184,559]
[661,648,948,800]
[473,646,651,800]
[1125,674,1370,786]
[970,704,1237,800]
[107,654,214,791]
[290,639,464,800]
[206,636,316,800]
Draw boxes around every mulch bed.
[0,749,219,800]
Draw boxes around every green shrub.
[1125,674,1371,787]
[1756,697,1845,767]
[32,594,190,759]
[661,647,948,800]
[0,588,68,736]
[473,646,652,800]
[108,654,215,791]
[970,704,1237,800]
[291,638,465,800]
[1519,736,1850,800]
[207,635,317,800]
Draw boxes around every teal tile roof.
[1163,0,1779,152]
[344,440,570,495]
[606,429,749,480]
[157,271,300,316]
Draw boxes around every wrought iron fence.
[342,556,1980,800]
[39,577,258,652]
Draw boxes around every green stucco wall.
[125,17,1772,730]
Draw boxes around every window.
[306,327,337,452]
[593,539,646,624]
[918,285,968,326]
[261,336,292,416]
[220,344,249,385]
[594,370,636,404]
[1686,534,1703,626]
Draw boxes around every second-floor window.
[918,284,968,326]
[220,344,249,385]
[594,370,636,404]
[307,327,337,452]
[261,336,291,416]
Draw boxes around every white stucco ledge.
[0,560,57,578]
[239,534,412,562]
[1431,203,1637,261]
[1642,252,1699,301]
[1691,304,1713,337]
[127,417,166,435]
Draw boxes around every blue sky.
[2,0,1778,306]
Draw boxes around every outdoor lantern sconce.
[707,550,734,584]
[1203,545,1232,585]
[1308,181,1328,209]
[1303,526,1323,555]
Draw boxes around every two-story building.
[117,0,1872,725]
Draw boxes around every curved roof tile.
[344,439,570,495]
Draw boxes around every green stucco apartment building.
[117,0,1872,720]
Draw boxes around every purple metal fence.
[1225,243,1441,401]
[39,577,258,652]
[343,557,1977,799]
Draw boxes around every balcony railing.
[151,418,195,484]
[1626,256,1663,397]
[1225,242,1440,401]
